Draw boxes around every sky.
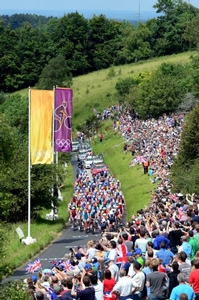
[1,0,199,13]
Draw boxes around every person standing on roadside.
[100,134,104,142]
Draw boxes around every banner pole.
[51,87,55,200]
[55,85,58,183]
[28,87,31,238]
[52,86,55,164]
[24,87,36,245]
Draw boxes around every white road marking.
[72,235,88,238]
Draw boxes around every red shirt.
[103,278,116,293]
[189,269,199,293]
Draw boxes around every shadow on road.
[53,238,84,244]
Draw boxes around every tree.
[184,13,199,48]
[0,113,14,163]
[88,15,121,70]
[190,53,199,99]
[0,280,32,299]
[52,12,90,75]
[37,54,72,89]
[172,105,199,193]
[150,0,199,55]
[133,63,187,118]
[115,77,137,102]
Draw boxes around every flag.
[49,259,63,267]
[30,89,53,165]
[60,260,74,272]
[26,258,42,273]
[54,88,73,152]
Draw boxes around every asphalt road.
[3,154,98,284]
[3,225,101,283]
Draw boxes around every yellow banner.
[30,89,53,165]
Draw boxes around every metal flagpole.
[51,86,55,220]
[28,87,31,238]
[24,87,36,244]
[55,86,59,183]
[52,86,55,165]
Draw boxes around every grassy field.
[6,51,192,275]
[17,51,195,131]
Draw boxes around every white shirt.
[132,272,145,294]
[128,264,136,278]
[108,248,117,263]
[92,281,103,300]
[113,276,133,296]
[135,238,148,253]
[86,247,96,259]
[109,263,119,282]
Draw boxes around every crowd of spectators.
[19,107,199,300]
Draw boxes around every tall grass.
[17,52,195,130]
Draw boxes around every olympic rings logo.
[56,139,71,149]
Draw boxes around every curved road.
[3,154,98,283]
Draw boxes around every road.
[3,154,97,283]
[3,226,101,283]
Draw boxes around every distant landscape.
[0,9,159,21]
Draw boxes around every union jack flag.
[60,260,74,272]
[26,258,42,273]
[49,259,63,267]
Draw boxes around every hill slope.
[17,51,195,130]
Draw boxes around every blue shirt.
[170,283,195,300]
[153,235,170,250]
[181,242,192,258]
[156,248,174,265]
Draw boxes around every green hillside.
[17,51,195,130]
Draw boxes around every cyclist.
[108,210,116,231]
[82,209,90,231]
[70,206,77,228]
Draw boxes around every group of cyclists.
[68,155,125,234]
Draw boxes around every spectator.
[168,261,180,297]
[188,230,198,262]
[168,222,184,254]
[131,261,145,300]
[104,258,119,282]
[170,273,195,300]
[153,230,170,250]
[35,291,44,300]
[176,252,191,282]
[122,232,133,252]
[156,241,174,265]
[135,230,148,255]
[189,257,199,300]
[178,236,192,264]
[112,269,134,300]
[146,258,166,300]
[90,273,103,300]
[103,269,116,294]
[71,274,95,300]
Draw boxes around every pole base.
[22,236,37,245]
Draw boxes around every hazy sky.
[1,0,199,12]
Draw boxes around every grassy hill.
[17,51,195,130]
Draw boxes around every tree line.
[0,0,199,92]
